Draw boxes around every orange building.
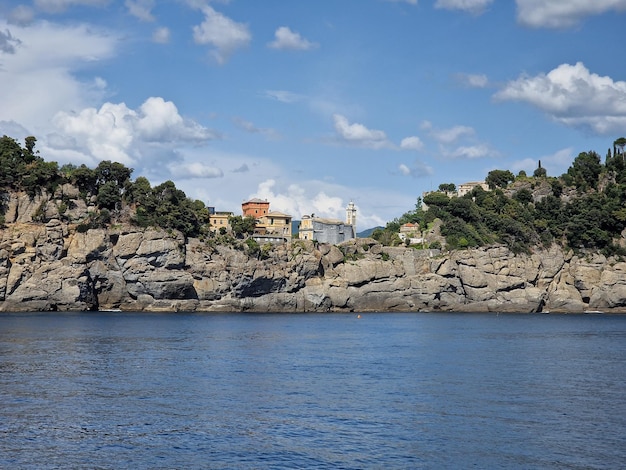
[242,198,270,218]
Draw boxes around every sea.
[1,311,625,469]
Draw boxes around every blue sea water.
[1,312,625,469]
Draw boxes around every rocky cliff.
[1,191,625,313]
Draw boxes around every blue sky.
[1,0,625,230]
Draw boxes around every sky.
[1,0,625,231]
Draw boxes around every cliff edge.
[1,214,625,313]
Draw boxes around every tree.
[567,151,602,191]
[95,160,133,188]
[72,165,97,194]
[97,181,122,210]
[486,169,515,189]
[513,188,533,205]
[438,183,456,193]
[24,136,38,163]
[533,160,547,178]
[422,191,450,208]
[229,215,256,238]
[614,137,626,158]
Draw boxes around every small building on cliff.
[242,199,293,242]
[208,210,234,234]
[298,201,357,244]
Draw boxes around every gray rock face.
[1,216,625,313]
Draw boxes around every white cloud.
[251,179,386,229]
[435,0,494,15]
[400,136,424,151]
[332,114,391,149]
[168,161,224,179]
[516,0,626,28]
[8,6,34,26]
[50,97,219,165]
[125,0,155,22]
[0,20,117,132]
[431,125,475,144]
[192,6,250,64]
[494,62,626,134]
[34,0,109,13]
[152,27,170,44]
[444,144,499,159]
[456,72,489,88]
[511,147,574,177]
[268,26,318,51]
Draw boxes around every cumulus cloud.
[8,6,35,26]
[125,0,155,22]
[494,62,626,134]
[0,20,116,131]
[152,27,170,44]
[516,0,626,28]
[400,136,424,151]
[168,161,224,179]
[332,114,391,149]
[268,26,318,51]
[435,0,494,15]
[249,179,390,229]
[254,179,354,222]
[192,6,250,64]
[50,97,219,165]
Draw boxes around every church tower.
[346,201,357,227]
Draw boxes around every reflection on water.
[1,312,625,469]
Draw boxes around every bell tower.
[346,201,357,227]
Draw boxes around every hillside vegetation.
[0,135,210,238]
[2,134,626,257]
[374,137,626,256]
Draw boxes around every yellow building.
[208,211,233,233]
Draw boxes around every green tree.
[513,188,533,205]
[72,164,97,195]
[97,181,122,210]
[438,183,456,193]
[567,151,602,191]
[95,160,133,188]
[229,215,256,238]
[486,169,515,189]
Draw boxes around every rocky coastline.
[1,189,625,313]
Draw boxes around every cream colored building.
[457,181,489,197]
[256,211,293,238]
[208,211,233,233]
